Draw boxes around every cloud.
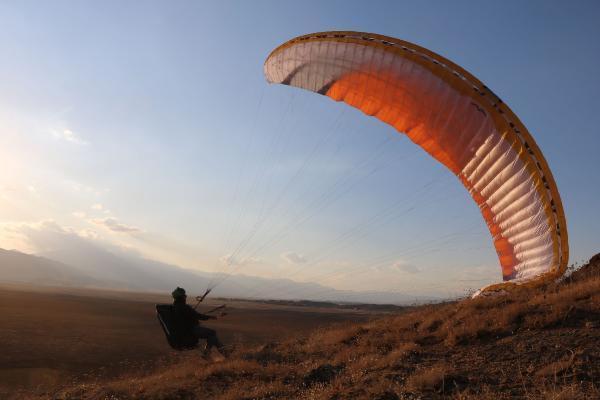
[52,129,88,145]
[91,203,104,211]
[1,220,139,257]
[281,252,307,265]
[0,219,212,284]
[91,217,141,234]
[0,219,96,253]
[78,229,100,239]
[0,185,15,200]
[65,180,108,196]
[391,262,420,274]
[0,220,163,286]
[374,260,420,274]
[72,211,86,219]
[219,254,236,265]
[219,254,262,267]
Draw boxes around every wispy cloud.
[219,254,236,265]
[392,261,420,274]
[374,260,420,274]
[78,228,100,240]
[91,203,103,211]
[219,254,262,267]
[0,219,100,253]
[65,180,109,196]
[91,217,141,234]
[281,251,307,265]
[52,129,88,145]
[72,211,86,219]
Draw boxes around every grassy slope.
[39,255,600,399]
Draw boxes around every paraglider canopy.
[264,31,568,292]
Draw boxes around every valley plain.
[0,284,374,397]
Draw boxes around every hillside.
[27,254,600,399]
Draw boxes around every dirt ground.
[0,284,373,395]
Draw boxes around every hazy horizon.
[0,245,446,305]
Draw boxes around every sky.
[0,1,599,298]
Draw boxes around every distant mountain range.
[0,248,103,287]
[0,247,434,304]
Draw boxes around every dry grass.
[406,364,449,392]
[21,253,600,400]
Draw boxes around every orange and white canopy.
[264,31,568,291]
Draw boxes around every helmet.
[171,287,187,299]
